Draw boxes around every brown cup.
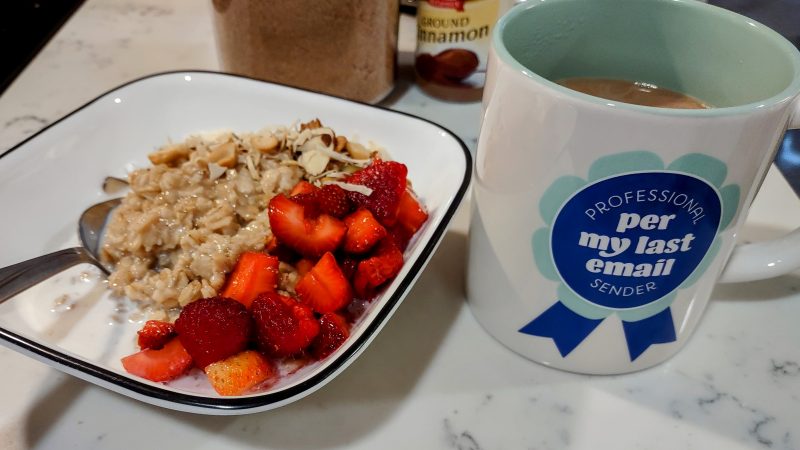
[211,0,398,103]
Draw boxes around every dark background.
[0,0,86,94]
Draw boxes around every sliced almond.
[324,180,373,196]
[208,141,238,168]
[335,135,347,153]
[298,150,331,176]
[293,129,313,149]
[245,152,260,179]
[346,141,370,160]
[148,143,191,166]
[300,118,322,130]
[320,133,333,147]
[301,135,331,153]
[250,134,279,153]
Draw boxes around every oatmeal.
[101,122,376,307]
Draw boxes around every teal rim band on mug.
[493,0,800,116]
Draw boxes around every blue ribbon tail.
[519,301,604,357]
[622,307,677,361]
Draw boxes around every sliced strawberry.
[251,292,320,357]
[222,252,279,308]
[204,350,275,396]
[121,338,193,382]
[343,209,387,254]
[268,194,346,258]
[353,238,405,299]
[388,190,428,250]
[290,180,318,197]
[289,192,322,218]
[265,235,278,252]
[137,320,176,350]
[387,224,413,251]
[291,184,352,219]
[311,313,350,360]
[313,185,353,218]
[266,235,300,263]
[339,255,360,281]
[296,252,353,313]
[395,189,428,236]
[295,258,314,277]
[174,296,253,369]
[345,159,408,227]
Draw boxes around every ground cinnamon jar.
[211,0,399,104]
[415,0,515,101]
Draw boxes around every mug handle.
[719,102,800,283]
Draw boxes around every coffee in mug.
[556,78,710,109]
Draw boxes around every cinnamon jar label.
[415,0,500,89]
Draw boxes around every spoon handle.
[0,248,104,304]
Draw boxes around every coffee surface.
[556,78,709,109]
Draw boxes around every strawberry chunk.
[266,235,300,263]
[353,239,404,299]
[314,185,353,218]
[121,338,193,382]
[289,180,318,196]
[137,320,176,350]
[175,297,253,369]
[389,189,429,250]
[251,292,320,357]
[296,252,353,313]
[311,313,350,360]
[345,160,408,227]
[204,350,275,396]
[339,255,359,281]
[265,234,278,253]
[222,252,279,308]
[290,184,353,219]
[387,224,413,251]
[292,184,352,219]
[343,209,387,254]
[268,194,346,259]
[295,258,314,277]
[395,189,428,236]
[289,193,321,218]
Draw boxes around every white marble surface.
[1,0,799,449]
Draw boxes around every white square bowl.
[0,71,470,415]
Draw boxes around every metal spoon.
[0,198,121,304]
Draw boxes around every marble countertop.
[1,1,799,449]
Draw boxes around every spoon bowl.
[0,197,121,304]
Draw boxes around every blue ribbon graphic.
[519,301,676,360]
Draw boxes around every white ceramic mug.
[467,0,800,374]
